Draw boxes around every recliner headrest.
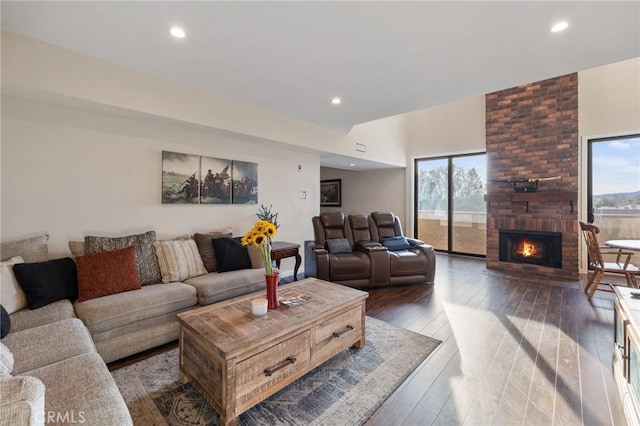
[349,215,369,230]
[320,211,345,228]
[371,212,395,227]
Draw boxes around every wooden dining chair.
[579,221,639,299]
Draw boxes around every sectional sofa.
[0,229,269,426]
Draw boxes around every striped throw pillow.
[153,240,207,283]
[0,342,14,377]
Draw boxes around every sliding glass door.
[415,153,486,256]
[588,135,640,241]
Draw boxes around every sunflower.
[241,219,279,276]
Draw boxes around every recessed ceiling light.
[332,97,341,105]
[349,163,355,167]
[170,26,186,39]
[550,21,569,33]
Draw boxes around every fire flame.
[521,240,537,257]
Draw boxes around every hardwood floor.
[109,254,626,425]
[365,254,626,426]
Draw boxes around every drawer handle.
[332,325,354,338]
[264,356,296,377]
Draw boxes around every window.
[587,135,640,242]
[415,153,487,256]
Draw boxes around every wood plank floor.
[109,254,626,425]
[365,254,626,426]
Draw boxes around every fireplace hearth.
[499,230,562,269]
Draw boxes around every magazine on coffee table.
[279,289,313,306]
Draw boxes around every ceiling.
[1,1,639,165]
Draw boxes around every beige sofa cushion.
[0,375,45,426]
[184,269,266,305]
[74,282,197,334]
[9,299,76,333]
[0,256,27,314]
[0,234,49,263]
[25,353,132,425]
[153,239,207,283]
[3,319,95,375]
[91,311,187,364]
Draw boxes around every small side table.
[270,241,301,281]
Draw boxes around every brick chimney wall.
[485,73,579,280]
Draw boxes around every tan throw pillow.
[1,234,49,263]
[153,239,207,283]
[68,241,85,257]
[0,256,27,314]
[194,230,233,272]
[247,245,265,269]
[76,246,141,302]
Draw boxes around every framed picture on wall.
[320,179,341,207]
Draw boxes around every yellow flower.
[265,222,277,238]
[254,220,271,234]
[241,233,253,246]
[253,233,267,246]
[242,218,278,275]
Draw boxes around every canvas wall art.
[200,156,232,204]
[231,160,258,204]
[162,151,200,204]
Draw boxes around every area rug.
[111,316,441,426]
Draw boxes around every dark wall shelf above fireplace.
[484,191,578,212]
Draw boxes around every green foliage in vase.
[256,204,280,229]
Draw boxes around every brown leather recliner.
[369,211,436,285]
[311,212,387,289]
[310,211,435,289]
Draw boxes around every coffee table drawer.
[315,307,363,358]
[235,330,311,410]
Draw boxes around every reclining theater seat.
[311,212,372,289]
[369,211,436,285]
[348,214,391,287]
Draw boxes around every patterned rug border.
[112,316,441,425]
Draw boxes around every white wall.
[320,167,406,227]
[1,96,320,276]
[578,57,640,137]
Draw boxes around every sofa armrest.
[410,243,436,284]
[406,237,426,247]
[310,245,331,281]
[0,376,45,426]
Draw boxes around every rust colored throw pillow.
[75,246,141,302]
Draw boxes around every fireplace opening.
[499,230,562,269]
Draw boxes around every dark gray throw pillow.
[12,258,78,309]
[326,238,352,254]
[211,237,252,273]
[0,305,10,339]
[84,231,161,285]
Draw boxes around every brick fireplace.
[485,73,579,280]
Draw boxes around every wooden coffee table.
[176,278,368,426]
